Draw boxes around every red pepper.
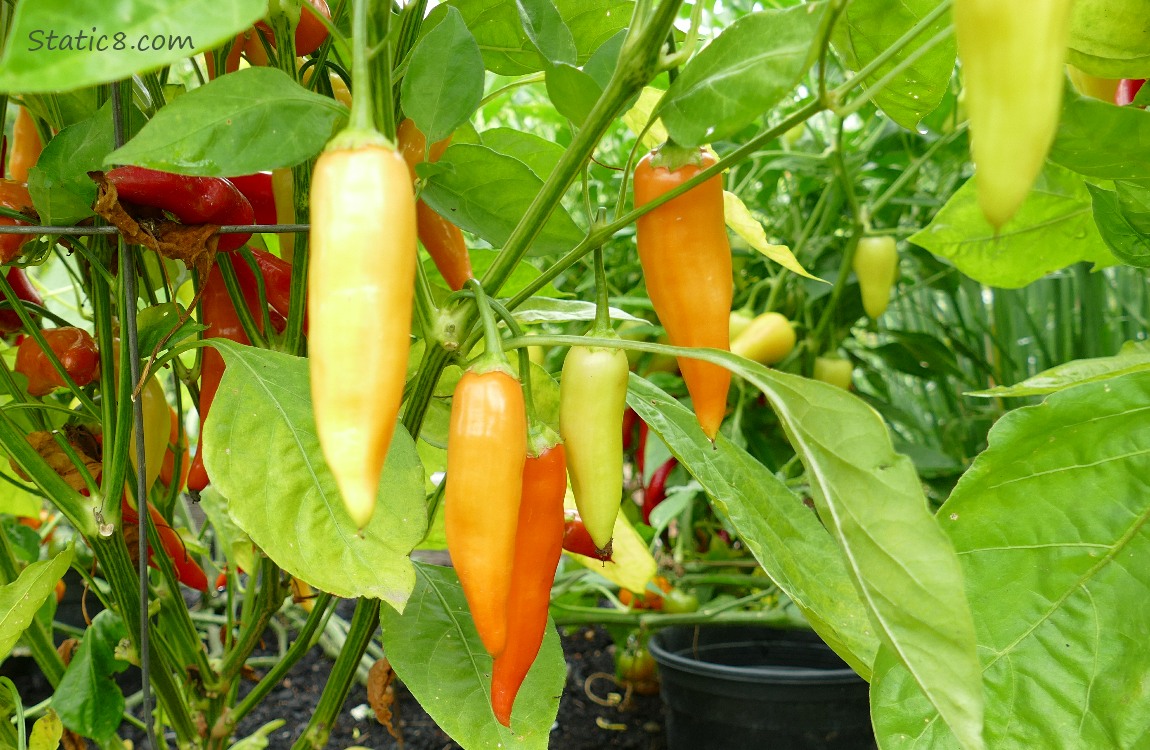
[187,264,263,491]
[121,496,208,591]
[621,408,638,452]
[227,172,278,225]
[562,511,613,561]
[0,179,35,264]
[255,0,332,57]
[642,456,678,525]
[1116,79,1147,107]
[14,327,100,396]
[636,419,649,480]
[104,167,255,252]
[245,248,301,330]
[0,268,42,332]
[491,440,567,727]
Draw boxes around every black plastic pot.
[648,625,874,749]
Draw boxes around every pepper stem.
[465,279,508,368]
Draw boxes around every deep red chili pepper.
[562,511,613,561]
[121,496,208,591]
[622,408,638,453]
[1116,79,1147,106]
[491,441,567,727]
[642,456,678,525]
[227,172,278,225]
[0,268,42,332]
[255,0,332,57]
[104,167,255,252]
[15,327,100,396]
[187,264,263,491]
[244,248,301,330]
[636,419,649,480]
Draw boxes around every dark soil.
[223,624,667,750]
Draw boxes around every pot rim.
[648,625,865,686]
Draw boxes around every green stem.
[216,593,335,739]
[465,279,508,368]
[347,0,374,133]
[291,599,380,750]
[592,244,610,334]
[219,556,287,681]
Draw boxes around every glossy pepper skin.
[730,312,795,365]
[396,119,474,291]
[159,407,189,491]
[562,511,613,561]
[0,180,36,263]
[309,142,415,527]
[445,367,527,658]
[642,456,678,525]
[634,146,732,439]
[491,440,566,727]
[853,236,899,319]
[0,268,42,332]
[187,264,263,492]
[121,496,208,591]
[1116,79,1147,106]
[104,166,255,252]
[255,0,332,57]
[15,327,100,396]
[954,0,1074,229]
[228,172,278,225]
[559,344,628,552]
[8,107,42,183]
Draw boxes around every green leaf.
[28,708,63,750]
[970,341,1150,397]
[106,67,346,176]
[27,101,143,227]
[1066,0,1150,78]
[909,165,1115,288]
[517,0,577,65]
[873,371,1150,748]
[435,0,631,76]
[831,0,956,130]
[0,1,265,93]
[478,128,564,180]
[380,563,564,749]
[627,376,878,678]
[1088,182,1150,267]
[205,342,426,611]
[0,473,41,518]
[421,144,584,257]
[0,545,72,662]
[135,302,203,357]
[582,29,627,90]
[401,7,485,145]
[511,298,646,324]
[659,4,826,148]
[544,63,602,126]
[638,344,985,747]
[53,610,129,743]
[1050,89,1150,181]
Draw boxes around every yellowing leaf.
[28,709,63,750]
[622,87,668,151]
[723,191,824,282]
[564,493,657,593]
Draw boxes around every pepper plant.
[0,1,1148,749]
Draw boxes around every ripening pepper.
[121,496,208,591]
[8,107,42,183]
[445,365,527,658]
[730,312,795,366]
[813,356,854,390]
[852,236,899,319]
[15,327,100,396]
[559,342,629,552]
[309,136,416,527]
[634,145,732,438]
[0,268,42,332]
[396,119,474,291]
[954,0,1074,228]
[491,434,566,727]
[0,179,36,264]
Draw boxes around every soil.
[223,624,668,750]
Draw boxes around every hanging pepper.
[445,364,527,658]
[633,144,732,439]
[0,179,36,264]
[852,236,899,319]
[15,327,100,396]
[159,406,190,491]
[559,341,629,553]
[8,107,42,183]
[396,119,474,291]
[121,496,208,591]
[187,263,263,492]
[730,311,795,365]
[1116,79,1147,106]
[491,431,566,727]
[309,135,416,527]
[256,0,332,57]
[228,172,279,226]
[642,456,678,525]
[954,0,1074,228]
[103,166,255,252]
[0,268,42,332]
[562,511,613,561]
